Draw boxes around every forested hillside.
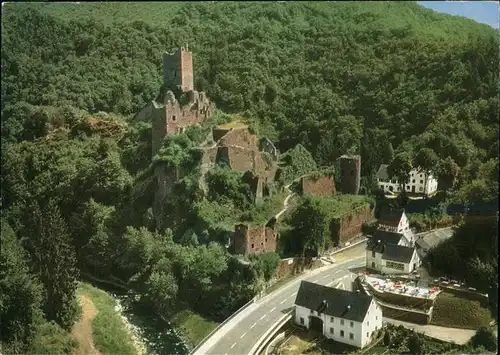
[1,2,498,353]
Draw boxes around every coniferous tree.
[21,199,79,330]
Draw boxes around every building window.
[330,317,334,323]
[367,321,370,326]
[340,319,344,325]
[386,261,405,271]
[340,330,345,337]
[412,179,415,183]
[349,333,354,340]
[172,115,176,121]
[330,327,334,334]
[376,316,378,320]
[251,243,254,249]
[350,321,354,327]
[420,180,424,184]
[367,332,369,338]
[265,238,268,243]
[300,317,304,325]
[406,186,410,190]
[372,251,375,258]
[375,326,378,330]
[419,187,423,192]
[372,261,375,268]
[420,174,423,178]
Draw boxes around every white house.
[377,209,415,243]
[366,229,421,274]
[376,164,438,195]
[294,281,383,349]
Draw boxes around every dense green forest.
[1,2,498,353]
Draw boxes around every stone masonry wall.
[180,49,193,92]
[331,203,373,246]
[233,224,277,256]
[301,175,336,197]
[218,128,258,151]
[380,304,430,325]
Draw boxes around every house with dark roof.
[376,164,438,195]
[294,281,382,348]
[366,229,421,274]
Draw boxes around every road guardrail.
[249,310,294,355]
[189,296,256,354]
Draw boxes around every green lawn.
[431,292,492,329]
[77,283,137,355]
[170,309,219,350]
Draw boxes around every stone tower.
[163,47,194,92]
[340,154,361,195]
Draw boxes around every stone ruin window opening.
[251,243,254,249]
[172,115,176,121]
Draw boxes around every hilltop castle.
[134,46,212,157]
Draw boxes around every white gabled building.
[294,281,382,349]
[366,209,421,274]
[376,164,438,195]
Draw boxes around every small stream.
[113,294,189,355]
[83,274,189,355]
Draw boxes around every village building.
[366,209,421,274]
[294,281,382,349]
[376,164,438,195]
[366,229,421,274]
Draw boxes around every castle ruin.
[134,47,212,157]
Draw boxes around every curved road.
[194,254,366,355]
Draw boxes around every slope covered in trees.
[1,2,498,353]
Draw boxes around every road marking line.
[327,281,334,286]
[335,270,342,274]
[240,332,247,338]
[251,323,257,329]
[291,292,297,296]
[260,314,266,320]
[231,343,236,349]
[313,279,319,282]
[280,298,287,304]
[270,307,276,313]
[323,275,330,279]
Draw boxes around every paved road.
[197,256,365,355]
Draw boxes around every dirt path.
[72,294,101,355]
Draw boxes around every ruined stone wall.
[331,203,373,245]
[153,165,181,228]
[218,146,256,172]
[218,128,258,151]
[340,155,361,195]
[301,175,336,197]
[275,257,322,279]
[233,224,278,256]
[151,103,168,157]
[164,100,209,135]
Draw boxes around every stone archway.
[309,315,323,333]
